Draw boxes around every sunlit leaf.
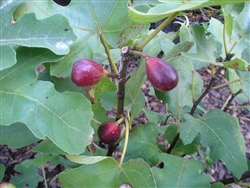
[14,0,146,77]
[128,0,247,23]
[182,25,222,62]
[0,0,76,55]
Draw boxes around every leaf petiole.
[211,79,241,90]
[136,12,180,51]
[119,117,130,167]
[99,33,118,74]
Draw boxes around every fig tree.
[145,56,178,92]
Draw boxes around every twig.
[211,171,250,186]
[166,133,180,154]
[222,89,243,111]
[190,66,224,115]
[116,46,131,119]
[107,46,131,156]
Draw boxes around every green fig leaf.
[0,47,93,154]
[180,110,247,179]
[65,154,109,165]
[128,0,247,23]
[0,0,76,59]
[119,123,160,165]
[156,57,203,119]
[152,153,210,188]
[236,70,250,99]
[32,138,65,155]
[10,165,43,188]
[125,58,146,118]
[58,158,156,188]
[0,122,40,148]
[0,163,5,180]
[0,45,16,71]
[182,25,222,63]
[14,0,147,78]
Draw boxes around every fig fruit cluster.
[71,55,178,145]
[145,56,178,92]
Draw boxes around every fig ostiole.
[98,122,121,144]
[145,56,179,92]
[71,59,109,87]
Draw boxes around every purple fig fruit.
[71,59,108,87]
[146,56,178,92]
[98,122,121,144]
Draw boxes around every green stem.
[228,105,250,110]
[236,182,250,187]
[221,94,232,111]
[130,50,148,58]
[222,89,243,111]
[211,79,241,90]
[91,118,102,125]
[116,116,125,125]
[211,64,215,78]
[136,12,180,51]
[192,70,195,101]
[223,20,229,55]
[99,33,118,74]
[119,118,130,167]
[228,41,237,55]
[42,165,48,188]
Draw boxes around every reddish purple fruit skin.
[71,59,105,87]
[146,56,178,92]
[98,122,121,144]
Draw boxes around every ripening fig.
[145,56,178,92]
[71,59,108,87]
[98,122,121,144]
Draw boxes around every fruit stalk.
[119,117,130,167]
